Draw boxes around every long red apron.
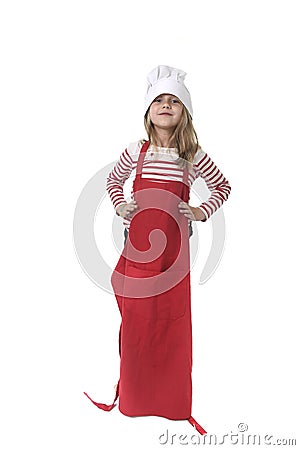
[84,141,206,435]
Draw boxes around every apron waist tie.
[84,384,206,436]
[188,416,207,435]
[84,382,119,412]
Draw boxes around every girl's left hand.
[178,202,206,221]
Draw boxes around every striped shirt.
[106,140,231,228]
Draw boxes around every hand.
[116,201,138,218]
[178,201,206,221]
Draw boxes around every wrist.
[116,203,127,217]
[195,207,206,221]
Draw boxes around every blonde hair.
[143,105,202,169]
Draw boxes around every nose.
[162,98,171,109]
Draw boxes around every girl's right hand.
[116,200,138,218]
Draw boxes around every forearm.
[194,151,231,220]
[198,180,231,220]
[106,148,133,211]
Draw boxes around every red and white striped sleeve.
[106,148,134,211]
[193,150,231,221]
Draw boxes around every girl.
[84,65,231,435]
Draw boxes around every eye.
[155,98,162,103]
[171,98,179,104]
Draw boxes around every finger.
[128,207,137,213]
[178,204,194,219]
[178,202,189,209]
[178,205,190,214]
[179,210,193,219]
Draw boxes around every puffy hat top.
[144,65,193,118]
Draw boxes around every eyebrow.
[155,94,180,100]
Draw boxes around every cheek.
[149,106,157,121]
[175,107,183,120]
[150,103,158,111]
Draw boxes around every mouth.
[159,113,173,116]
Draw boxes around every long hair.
[143,105,202,169]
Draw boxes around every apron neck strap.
[136,141,150,177]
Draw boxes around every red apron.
[84,141,206,435]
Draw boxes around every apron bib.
[84,141,206,435]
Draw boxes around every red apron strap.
[84,381,119,412]
[188,416,207,435]
[136,140,150,179]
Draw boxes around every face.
[149,94,183,131]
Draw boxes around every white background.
[1,1,299,449]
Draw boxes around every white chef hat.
[144,65,193,118]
